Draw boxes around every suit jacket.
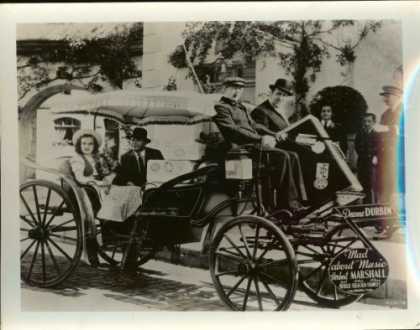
[251,100,289,136]
[113,147,164,187]
[355,129,380,163]
[321,121,348,153]
[213,96,262,146]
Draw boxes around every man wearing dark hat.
[113,127,164,187]
[213,76,306,210]
[250,78,307,203]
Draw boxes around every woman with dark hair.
[70,129,142,222]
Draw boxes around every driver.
[213,76,307,211]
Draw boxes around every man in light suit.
[113,127,164,187]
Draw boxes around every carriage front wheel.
[209,215,298,311]
[20,180,83,287]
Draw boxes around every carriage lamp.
[311,141,326,154]
[225,148,253,180]
[225,148,253,200]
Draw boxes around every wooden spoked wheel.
[298,224,364,307]
[209,215,298,311]
[20,180,82,287]
[94,218,157,269]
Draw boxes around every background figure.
[377,85,403,206]
[319,104,348,154]
[355,113,380,203]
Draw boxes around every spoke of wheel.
[20,193,39,226]
[47,237,72,262]
[316,266,328,295]
[49,219,76,231]
[242,277,253,311]
[42,188,52,227]
[259,258,289,269]
[216,251,245,263]
[256,238,277,263]
[334,239,357,256]
[49,233,78,243]
[215,270,239,278]
[32,186,42,226]
[224,234,248,260]
[21,239,36,259]
[238,224,252,259]
[20,215,36,228]
[45,240,60,275]
[20,237,31,243]
[252,225,260,260]
[299,244,322,255]
[260,277,281,306]
[44,200,66,228]
[111,245,117,259]
[226,274,247,298]
[41,241,46,282]
[260,270,279,284]
[254,276,263,311]
[26,241,40,281]
[300,263,324,282]
[334,284,338,301]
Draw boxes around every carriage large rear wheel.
[298,224,363,307]
[20,180,83,287]
[209,215,298,311]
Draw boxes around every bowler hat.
[72,129,102,147]
[269,78,293,96]
[223,76,246,87]
[379,85,402,97]
[131,127,151,143]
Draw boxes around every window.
[53,117,81,146]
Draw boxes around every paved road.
[22,258,401,311]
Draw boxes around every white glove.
[276,131,288,142]
[262,135,277,149]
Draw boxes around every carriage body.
[20,90,391,311]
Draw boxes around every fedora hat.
[269,78,293,96]
[222,76,246,88]
[72,129,102,147]
[131,127,151,143]
[379,85,402,97]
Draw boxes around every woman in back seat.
[69,129,142,222]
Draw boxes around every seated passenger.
[213,76,307,211]
[113,127,164,187]
[70,129,142,222]
[251,78,307,203]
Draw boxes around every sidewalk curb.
[154,244,407,309]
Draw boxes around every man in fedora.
[213,76,307,211]
[113,127,164,187]
[250,78,307,204]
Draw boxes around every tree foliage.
[17,23,143,101]
[169,20,381,114]
[309,85,368,134]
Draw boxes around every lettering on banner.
[328,247,389,295]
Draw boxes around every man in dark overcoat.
[355,113,380,203]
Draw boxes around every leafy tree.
[17,23,143,101]
[169,20,381,117]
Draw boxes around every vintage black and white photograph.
[15,19,408,313]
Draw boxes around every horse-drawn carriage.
[20,90,394,311]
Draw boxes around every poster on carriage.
[1,2,420,330]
